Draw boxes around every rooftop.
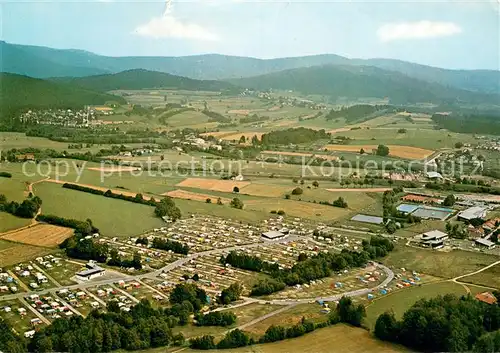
[458,206,488,220]
[421,230,448,240]
[475,238,495,247]
[475,292,497,305]
[261,231,285,239]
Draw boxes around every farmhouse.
[458,206,488,221]
[76,262,105,281]
[419,230,448,248]
[475,291,498,305]
[261,230,286,240]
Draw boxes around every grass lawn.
[187,324,408,353]
[34,182,166,237]
[0,213,31,233]
[243,303,327,337]
[382,245,499,279]
[460,263,500,290]
[365,281,468,329]
[0,177,30,201]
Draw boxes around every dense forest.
[260,127,330,145]
[432,112,500,135]
[0,194,42,218]
[324,105,394,123]
[374,294,500,352]
[51,69,237,93]
[0,73,125,129]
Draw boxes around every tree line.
[190,295,367,350]
[151,237,190,255]
[0,194,42,218]
[62,183,182,221]
[259,128,330,145]
[324,105,394,123]
[0,172,12,178]
[375,294,500,352]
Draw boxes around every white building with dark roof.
[76,262,105,281]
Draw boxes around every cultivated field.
[87,166,142,173]
[176,178,251,192]
[0,224,73,247]
[0,240,56,267]
[238,183,292,197]
[163,189,231,204]
[324,144,434,160]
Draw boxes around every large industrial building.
[457,206,488,221]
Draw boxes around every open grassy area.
[365,281,468,329]
[243,303,328,337]
[186,324,408,353]
[0,213,31,233]
[336,127,477,150]
[34,182,166,237]
[0,177,30,201]
[382,245,499,279]
[460,263,500,290]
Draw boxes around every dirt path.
[32,263,62,287]
[452,260,500,282]
[7,270,29,292]
[235,304,298,331]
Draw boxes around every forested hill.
[229,65,500,105]
[51,69,238,93]
[0,73,125,126]
[3,41,499,94]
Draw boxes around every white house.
[75,262,105,281]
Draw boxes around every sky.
[1,0,499,70]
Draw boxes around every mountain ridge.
[2,41,498,94]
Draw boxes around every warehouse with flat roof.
[261,230,286,240]
[458,206,488,221]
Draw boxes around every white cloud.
[134,15,219,41]
[377,21,462,42]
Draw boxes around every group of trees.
[217,283,242,305]
[230,198,244,209]
[376,144,390,157]
[60,236,109,263]
[107,248,142,270]
[224,236,393,296]
[195,311,236,327]
[151,238,190,255]
[191,293,368,351]
[154,197,182,221]
[0,194,42,219]
[169,283,209,312]
[190,329,252,350]
[36,215,98,236]
[27,299,186,353]
[201,110,232,124]
[324,105,393,123]
[426,181,500,196]
[0,171,12,178]
[445,222,468,239]
[374,294,500,352]
[0,318,25,353]
[63,183,161,208]
[319,197,348,208]
[432,112,500,135]
[260,128,330,145]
